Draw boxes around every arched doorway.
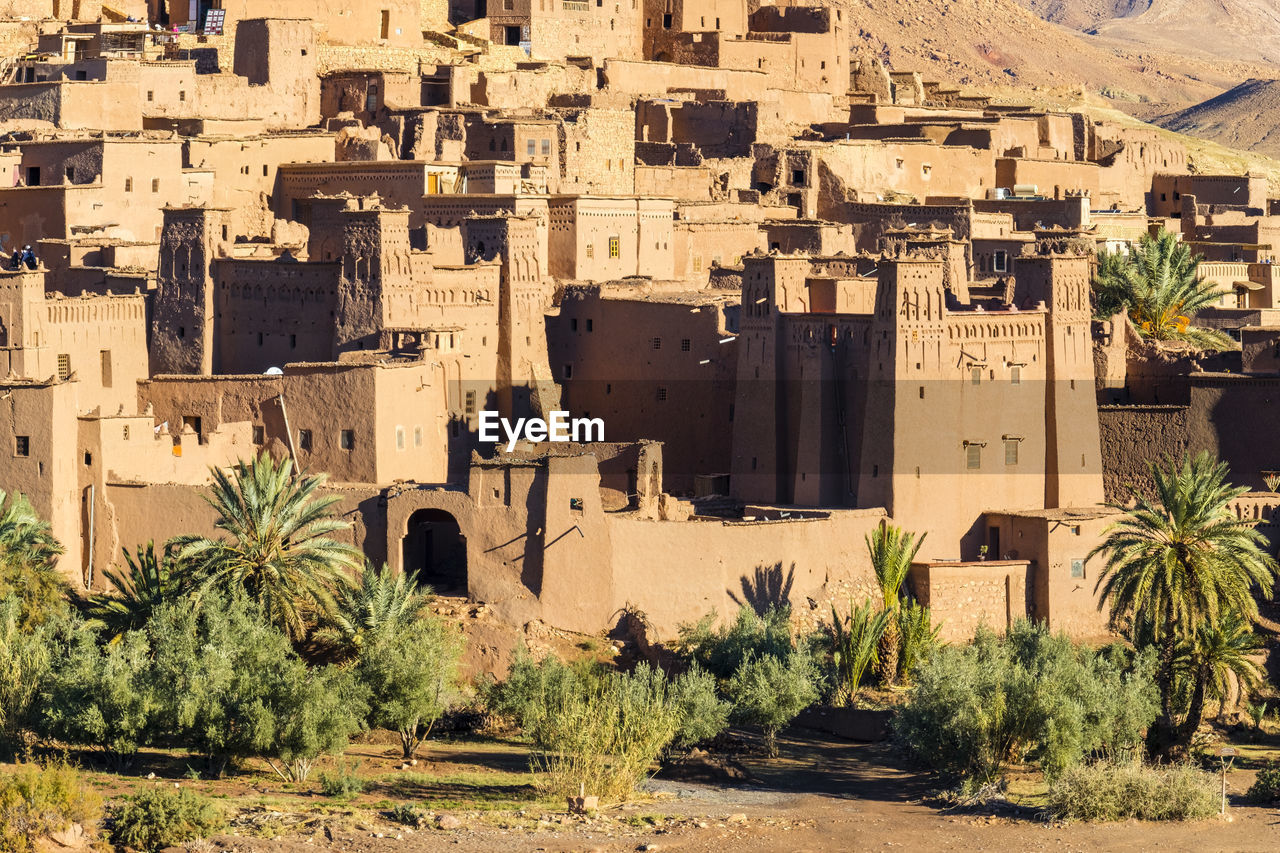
[403,509,467,593]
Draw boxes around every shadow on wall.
[730,561,796,615]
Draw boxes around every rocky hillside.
[1012,0,1280,64]
[844,0,1268,105]
[1156,79,1280,160]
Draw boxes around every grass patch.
[373,771,539,811]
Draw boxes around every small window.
[586,319,594,332]
[14,436,29,457]
[100,350,111,387]
[541,139,551,155]
[1010,365,1021,385]
[178,326,185,339]
[569,497,584,512]
[298,429,312,451]
[966,444,981,469]
[464,390,476,416]
[290,334,297,349]
[970,367,981,385]
[662,12,672,27]
[1004,439,1019,466]
[178,90,185,101]
[414,426,423,447]
[151,178,159,193]
[84,451,92,466]
[1070,558,1085,579]
[656,387,667,402]
[570,318,578,331]
[57,354,71,380]
[563,363,573,379]
[65,166,74,182]
[340,429,355,450]
[608,236,620,258]
[651,337,662,350]
[693,256,703,273]
[586,244,594,259]
[258,332,264,346]
[395,427,405,450]
[252,425,265,444]
[146,90,154,101]
[680,339,691,352]
[124,177,132,192]
[993,250,1008,273]
[527,139,536,156]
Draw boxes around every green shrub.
[110,787,224,852]
[319,759,366,798]
[40,628,155,769]
[1247,762,1280,803]
[482,653,598,735]
[0,762,101,853]
[896,599,941,683]
[895,621,1158,784]
[1046,762,1217,821]
[675,606,796,680]
[669,665,730,749]
[149,594,366,778]
[388,803,423,826]
[356,615,462,759]
[725,652,818,756]
[531,664,683,802]
[0,596,55,756]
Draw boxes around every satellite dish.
[264,367,283,375]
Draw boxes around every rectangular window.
[146,90,153,101]
[298,429,312,451]
[570,318,578,331]
[1010,365,1021,385]
[681,339,691,352]
[57,354,71,380]
[124,177,132,192]
[14,436,29,457]
[151,178,159,193]
[178,90,185,101]
[563,363,573,379]
[970,367,981,385]
[585,244,593,259]
[1070,558,1085,579]
[693,256,703,273]
[65,166,74,182]
[290,334,297,349]
[608,236,620,258]
[527,139,536,156]
[586,319,593,332]
[395,427,405,450]
[656,386,668,402]
[464,390,476,416]
[1004,439,1019,466]
[541,139,551,155]
[340,429,355,450]
[414,426,422,447]
[100,350,111,387]
[993,250,1008,273]
[966,444,981,469]
[252,425,265,444]
[122,425,129,440]
[651,337,661,350]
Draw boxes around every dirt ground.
[120,727,1277,853]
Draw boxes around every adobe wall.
[908,560,1031,643]
[994,158,1099,199]
[634,165,716,200]
[602,58,769,101]
[606,509,885,638]
[1096,404,1188,502]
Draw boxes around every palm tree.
[316,562,434,658]
[0,490,65,628]
[172,453,362,641]
[829,599,890,705]
[1174,607,1264,727]
[1092,230,1234,350]
[1089,452,1277,755]
[79,542,177,641]
[866,524,924,686]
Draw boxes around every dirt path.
[204,733,1280,853]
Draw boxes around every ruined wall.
[1096,404,1188,502]
[909,561,1031,643]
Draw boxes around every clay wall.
[547,195,674,280]
[1096,404,1189,501]
[908,560,1031,643]
[994,157,1100,199]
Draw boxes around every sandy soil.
[186,731,1280,853]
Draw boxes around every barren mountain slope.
[1157,79,1280,160]
[845,0,1268,104]
[1013,0,1280,63]
[1015,0,1149,30]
